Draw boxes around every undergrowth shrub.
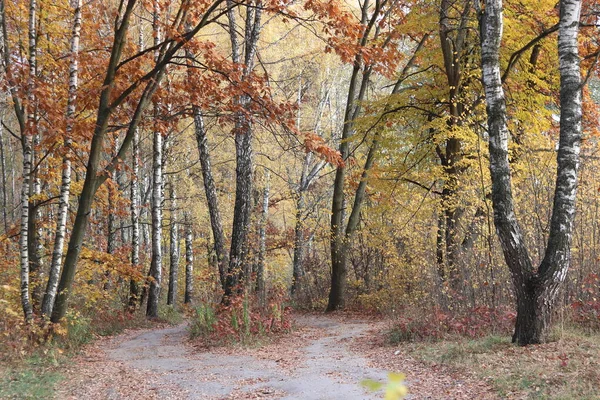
[190,292,292,345]
[387,306,516,343]
[570,300,600,331]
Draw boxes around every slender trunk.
[18,0,38,322]
[167,184,179,306]
[184,212,193,304]
[104,138,119,290]
[146,0,164,318]
[192,108,227,288]
[0,116,8,234]
[128,128,141,310]
[42,0,80,318]
[256,171,269,305]
[146,125,163,317]
[291,190,306,295]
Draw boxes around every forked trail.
[57,314,497,399]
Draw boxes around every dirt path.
[57,314,497,399]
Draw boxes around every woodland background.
[1,0,600,368]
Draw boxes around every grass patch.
[0,351,66,399]
[403,328,600,399]
[0,306,154,399]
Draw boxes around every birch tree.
[479,0,583,344]
[146,0,165,319]
[41,0,82,317]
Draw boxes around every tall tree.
[146,0,165,319]
[480,0,583,344]
[223,0,263,300]
[42,0,82,317]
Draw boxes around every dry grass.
[403,328,600,399]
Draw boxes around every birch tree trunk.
[128,127,141,310]
[256,171,269,305]
[145,0,166,318]
[146,121,164,318]
[17,0,38,321]
[184,211,193,304]
[167,184,179,306]
[42,0,81,317]
[480,0,582,345]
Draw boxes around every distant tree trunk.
[435,0,473,296]
[480,0,582,345]
[192,108,227,288]
[291,77,329,295]
[42,0,81,317]
[292,190,306,294]
[223,0,262,300]
[256,170,269,305]
[167,184,179,306]
[184,211,193,304]
[0,111,8,234]
[128,127,141,311]
[105,138,119,290]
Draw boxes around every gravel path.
[57,314,390,399]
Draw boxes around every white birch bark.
[128,127,140,309]
[480,0,582,344]
[18,0,38,321]
[256,171,269,305]
[42,0,82,317]
[146,1,163,318]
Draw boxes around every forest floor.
[54,313,498,399]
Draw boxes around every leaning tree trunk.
[192,108,228,288]
[42,0,81,317]
[480,0,582,345]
